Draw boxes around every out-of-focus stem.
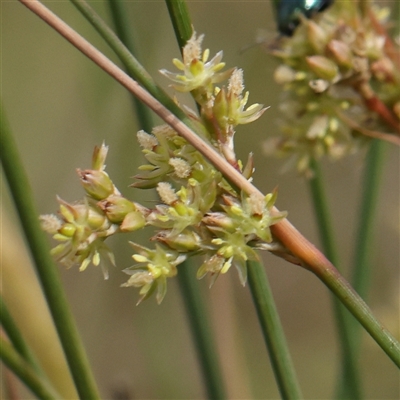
[0,339,60,400]
[352,140,386,321]
[355,82,400,135]
[1,100,100,399]
[0,296,42,375]
[308,160,361,399]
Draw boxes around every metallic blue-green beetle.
[275,0,334,36]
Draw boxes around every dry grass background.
[2,1,399,399]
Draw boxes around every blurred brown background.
[2,1,399,399]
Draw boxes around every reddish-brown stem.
[355,82,400,135]
[337,109,400,146]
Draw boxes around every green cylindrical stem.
[177,264,227,399]
[312,262,400,367]
[308,160,361,399]
[0,338,60,400]
[103,2,227,397]
[69,0,191,128]
[106,0,153,132]
[0,104,100,399]
[165,0,193,50]
[247,261,302,399]
[0,296,42,375]
[352,139,386,300]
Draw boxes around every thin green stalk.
[106,0,152,132]
[166,0,301,399]
[103,2,226,397]
[0,296,42,375]
[0,295,62,397]
[308,159,361,399]
[247,261,302,399]
[349,138,386,364]
[308,160,340,265]
[0,103,100,399]
[0,338,61,400]
[164,0,193,50]
[164,0,204,114]
[309,259,400,367]
[166,3,300,397]
[352,139,386,300]
[69,0,192,129]
[177,263,227,399]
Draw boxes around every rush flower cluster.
[265,2,400,176]
[41,32,286,304]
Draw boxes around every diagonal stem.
[100,1,227,397]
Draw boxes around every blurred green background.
[2,1,399,399]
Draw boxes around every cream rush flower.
[159,32,231,93]
[226,69,268,126]
[122,243,186,304]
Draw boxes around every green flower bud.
[306,55,339,81]
[155,230,202,252]
[91,142,108,170]
[120,211,146,232]
[212,88,229,130]
[77,169,114,200]
[307,20,328,53]
[59,223,76,238]
[202,212,235,232]
[64,202,108,231]
[98,195,136,223]
[327,40,353,69]
[86,207,110,230]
